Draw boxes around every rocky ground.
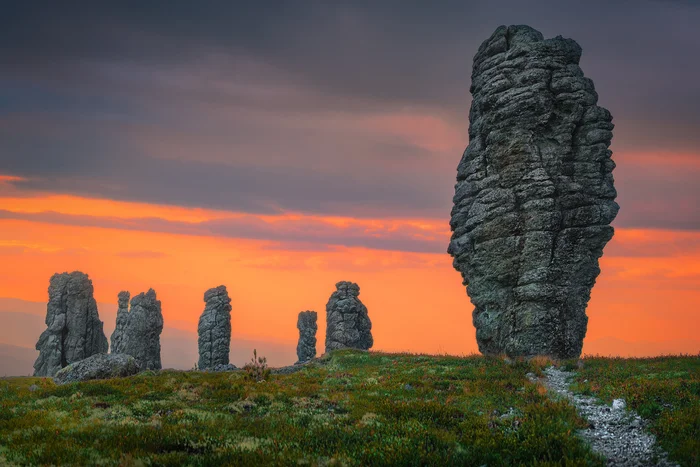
[534,366,679,466]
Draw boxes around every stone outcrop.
[447,25,619,359]
[296,311,317,363]
[54,353,140,385]
[209,363,238,372]
[110,291,130,354]
[33,271,108,377]
[325,281,373,352]
[113,289,164,370]
[197,285,232,370]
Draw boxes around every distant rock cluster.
[296,311,317,364]
[33,272,108,377]
[447,25,619,359]
[325,281,373,352]
[32,272,376,380]
[33,273,247,380]
[197,285,232,370]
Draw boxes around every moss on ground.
[3,351,693,465]
[569,355,699,467]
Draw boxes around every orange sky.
[2,0,700,369]
[1,188,698,357]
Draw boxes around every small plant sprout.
[243,349,270,382]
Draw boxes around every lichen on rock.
[197,285,232,370]
[54,353,140,385]
[296,310,317,364]
[33,271,108,377]
[110,291,130,354]
[325,281,373,352]
[112,289,164,370]
[448,25,619,359]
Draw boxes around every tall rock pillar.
[448,25,618,358]
[325,281,373,352]
[197,285,232,370]
[33,271,108,377]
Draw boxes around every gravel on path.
[530,367,678,466]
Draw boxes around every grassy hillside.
[0,350,697,466]
[569,355,699,466]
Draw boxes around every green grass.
[570,355,700,467]
[0,350,638,466]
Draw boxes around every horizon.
[1,1,699,375]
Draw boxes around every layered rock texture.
[325,282,373,352]
[197,285,232,370]
[447,25,619,359]
[54,353,140,385]
[33,272,108,377]
[111,289,164,370]
[109,291,130,354]
[296,311,317,363]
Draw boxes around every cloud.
[0,207,450,254]
[2,1,698,125]
[0,0,698,228]
[0,239,90,256]
[259,241,336,252]
[606,228,700,257]
[0,175,26,183]
[612,152,700,230]
[3,182,699,256]
[0,107,455,218]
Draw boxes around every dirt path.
[534,367,678,466]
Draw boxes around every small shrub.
[242,349,270,382]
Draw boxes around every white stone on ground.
[535,367,678,466]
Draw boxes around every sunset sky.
[1,1,698,370]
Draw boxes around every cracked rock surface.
[33,271,108,377]
[448,25,619,358]
[110,291,130,354]
[540,367,677,466]
[112,289,164,370]
[54,353,140,385]
[325,281,373,352]
[296,310,318,364]
[197,285,232,370]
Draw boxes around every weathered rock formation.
[33,271,108,377]
[113,289,164,370]
[296,310,317,363]
[197,285,232,370]
[447,25,619,359]
[325,282,373,352]
[54,353,140,385]
[109,291,130,354]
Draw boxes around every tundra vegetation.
[0,350,697,465]
[568,355,699,466]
